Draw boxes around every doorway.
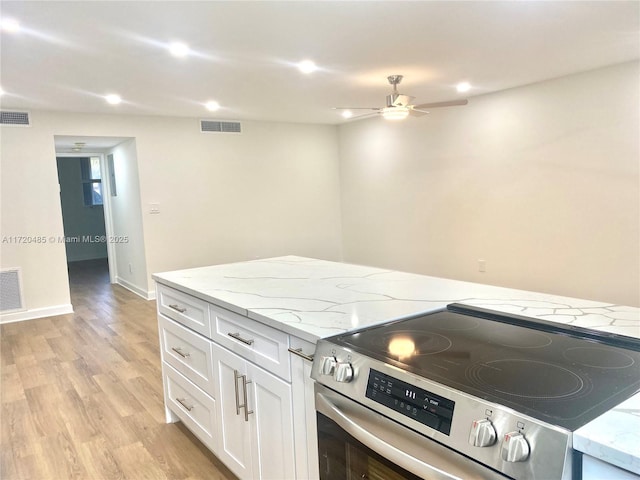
[56,154,113,286]
[54,135,149,305]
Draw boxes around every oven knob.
[468,419,497,447]
[334,362,354,383]
[320,356,337,376]
[501,432,530,462]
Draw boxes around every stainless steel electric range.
[311,304,640,480]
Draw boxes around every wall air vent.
[0,110,31,127]
[0,268,24,313]
[200,119,242,134]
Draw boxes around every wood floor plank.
[0,259,238,480]
[1,364,26,403]
[76,435,126,480]
[23,383,67,437]
[112,441,170,480]
[2,399,42,459]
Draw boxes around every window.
[81,157,103,206]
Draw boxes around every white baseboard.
[0,304,74,324]
[116,277,155,301]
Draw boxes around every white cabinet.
[213,344,296,480]
[582,455,639,480]
[157,282,317,480]
[290,338,319,480]
[214,343,254,478]
[213,342,296,480]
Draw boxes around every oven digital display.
[366,369,454,435]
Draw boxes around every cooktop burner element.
[371,330,452,357]
[563,346,636,369]
[467,359,587,399]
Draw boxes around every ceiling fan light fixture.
[169,41,190,58]
[382,106,409,120]
[297,60,317,74]
[456,81,471,93]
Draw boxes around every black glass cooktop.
[333,304,640,431]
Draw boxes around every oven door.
[315,383,507,480]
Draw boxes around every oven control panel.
[366,369,454,435]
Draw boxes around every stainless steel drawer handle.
[228,332,254,345]
[288,347,315,362]
[168,304,187,313]
[176,397,193,411]
[171,347,190,358]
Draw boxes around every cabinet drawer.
[163,363,218,453]
[157,283,211,337]
[211,305,291,381]
[160,315,215,393]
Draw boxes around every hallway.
[0,260,237,479]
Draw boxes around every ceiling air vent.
[0,110,31,127]
[200,119,242,134]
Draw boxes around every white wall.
[338,61,640,306]
[0,113,343,316]
[108,140,149,296]
[56,157,108,262]
[0,123,72,319]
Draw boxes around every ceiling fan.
[333,75,468,121]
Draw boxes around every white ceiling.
[1,1,638,125]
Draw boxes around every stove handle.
[315,386,505,480]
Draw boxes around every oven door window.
[318,412,422,480]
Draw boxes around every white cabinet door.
[248,362,296,480]
[213,343,253,479]
[290,340,319,480]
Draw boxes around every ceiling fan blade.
[412,99,468,109]
[409,108,429,117]
[345,112,380,121]
[332,107,381,111]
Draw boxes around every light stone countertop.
[153,255,640,475]
[153,255,639,342]
[574,394,640,476]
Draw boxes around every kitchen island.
[153,255,640,479]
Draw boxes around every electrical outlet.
[478,259,486,273]
[149,203,160,214]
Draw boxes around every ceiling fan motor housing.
[387,93,411,107]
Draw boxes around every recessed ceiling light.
[297,60,317,74]
[341,110,353,119]
[105,94,122,105]
[456,82,471,93]
[1,18,20,33]
[205,100,220,112]
[169,41,190,57]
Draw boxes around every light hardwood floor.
[1,259,238,480]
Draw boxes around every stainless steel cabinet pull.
[288,347,315,362]
[234,369,241,415]
[241,375,253,422]
[176,397,193,411]
[233,370,253,421]
[171,347,190,358]
[228,332,254,345]
[168,304,187,313]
